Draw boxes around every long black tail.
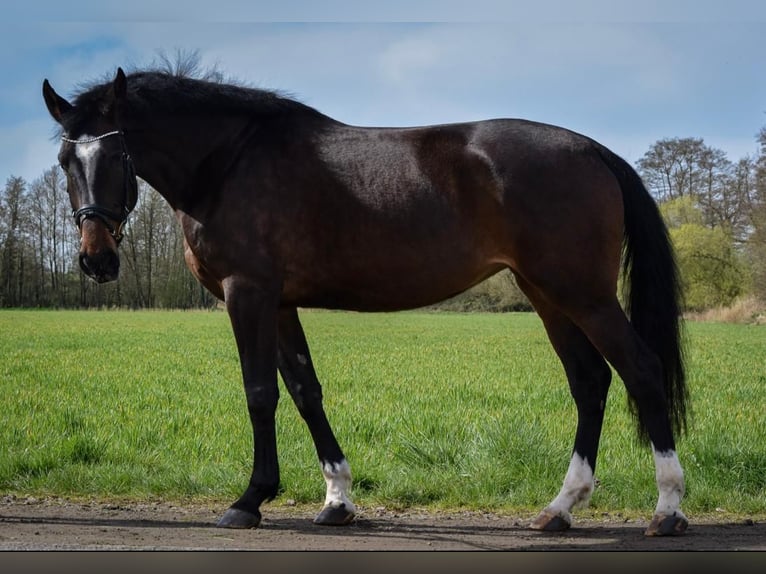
[597,146,688,442]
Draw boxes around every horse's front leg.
[277,307,356,525]
[217,278,280,529]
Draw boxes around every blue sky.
[3,1,766,184]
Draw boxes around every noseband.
[61,130,138,244]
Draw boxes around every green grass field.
[1,309,764,519]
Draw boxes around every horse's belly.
[281,257,504,312]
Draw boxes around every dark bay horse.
[42,68,689,536]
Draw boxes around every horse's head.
[42,68,137,283]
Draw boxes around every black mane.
[64,69,324,133]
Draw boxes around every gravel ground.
[1,496,764,551]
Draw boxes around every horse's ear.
[42,79,73,124]
[113,67,127,100]
[102,67,128,118]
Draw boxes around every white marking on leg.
[652,445,686,518]
[321,459,356,513]
[545,453,595,523]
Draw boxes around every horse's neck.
[128,116,244,211]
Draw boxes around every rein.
[61,130,138,244]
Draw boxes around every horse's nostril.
[79,252,93,276]
[79,251,120,283]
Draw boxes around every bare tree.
[0,176,29,306]
[749,126,766,299]
[637,137,706,200]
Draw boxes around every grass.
[0,309,764,520]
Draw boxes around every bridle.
[61,130,138,244]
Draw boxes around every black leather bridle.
[61,130,138,244]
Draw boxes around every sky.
[3,1,766,185]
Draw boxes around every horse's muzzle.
[79,250,120,283]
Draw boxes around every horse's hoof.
[530,509,571,532]
[314,503,355,526]
[644,513,688,536]
[216,507,262,529]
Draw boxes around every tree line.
[0,175,215,309]
[1,128,765,311]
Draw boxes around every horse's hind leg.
[277,307,356,526]
[572,301,687,536]
[515,276,612,532]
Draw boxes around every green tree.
[430,269,531,312]
[671,223,747,310]
[661,197,748,310]
[658,194,704,228]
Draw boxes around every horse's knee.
[245,385,279,417]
